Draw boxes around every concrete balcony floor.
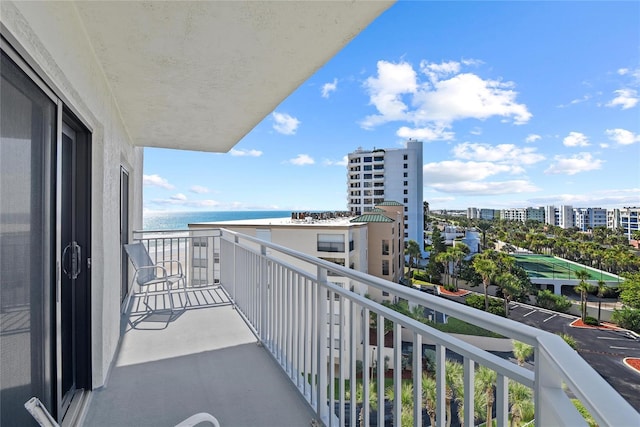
[83,285,316,427]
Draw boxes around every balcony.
[84,228,639,426]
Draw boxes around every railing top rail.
[133,228,222,236]
[537,334,640,426]
[219,228,542,344]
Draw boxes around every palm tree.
[405,239,422,284]
[574,269,593,321]
[596,279,606,324]
[436,251,454,287]
[472,254,498,311]
[351,381,377,427]
[512,340,533,366]
[422,373,437,427]
[449,244,469,289]
[557,332,578,350]
[477,221,492,250]
[497,272,521,317]
[386,382,414,427]
[475,365,497,427]
[509,381,534,427]
[444,360,463,427]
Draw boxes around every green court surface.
[513,254,621,282]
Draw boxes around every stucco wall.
[2,1,144,388]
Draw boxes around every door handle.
[62,243,72,279]
[72,242,81,279]
[62,241,82,280]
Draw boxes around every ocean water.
[143,210,291,231]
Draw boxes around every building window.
[363,165,372,171]
[382,240,389,255]
[404,207,408,212]
[403,154,408,160]
[403,189,408,195]
[404,233,408,238]
[404,181,408,186]
[403,172,408,178]
[364,173,372,179]
[404,224,408,229]
[374,164,384,170]
[404,215,408,221]
[317,234,345,252]
[382,260,389,275]
[404,198,408,203]
[404,163,408,169]
[319,257,345,276]
[364,156,372,162]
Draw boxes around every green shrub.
[444,284,457,292]
[413,270,430,282]
[583,316,599,326]
[465,294,505,317]
[611,307,640,333]
[536,289,572,313]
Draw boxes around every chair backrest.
[123,243,157,284]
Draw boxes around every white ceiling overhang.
[74,1,394,153]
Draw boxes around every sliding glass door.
[0,48,56,427]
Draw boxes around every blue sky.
[144,1,639,214]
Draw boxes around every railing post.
[260,244,268,343]
[316,266,329,425]
[463,357,475,427]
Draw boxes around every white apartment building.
[545,205,558,226]
[558,205,575,229]
[189,205,404,302]
[574,207,608,231]
[347,139,424,251]
[620,207,640,239]
[608,208,620,229]
[500,207,545,223]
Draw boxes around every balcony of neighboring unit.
[83,229,639,427]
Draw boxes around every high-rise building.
[559,205,574,229]
[347,139,424,251]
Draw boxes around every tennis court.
[513,254,621,282]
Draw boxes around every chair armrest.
[135,264,169,279]
[156,259,184,275]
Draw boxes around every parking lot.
[508,302,640,410]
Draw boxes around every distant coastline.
[143,210,291,231]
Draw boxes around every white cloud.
[452,142,545,165]
[544,152,603,175]
[170,193,187,201]
[396,125,455,141]
[618,68,630,76]
[288,154,315,166]
[321,78,338,98]
[606,128,640,145]
[606,88,638,109]
[411,72,531,125]
[361,61,417,129]
[469,127,483,136]
[525,134,541,143]
[419,60,461,82]
[143,174,174,190]
[362,60,531,130]
[272,112,300,135]
[558,94,591,108]
[323,155,348,166]
[430,180,539,195]
[190,185,209,194]
[528,188,640,208]
[562,131,590,147]
[230,148,263,157]
[423,160,522,183]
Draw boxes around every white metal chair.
[25,397,220,427]
[123,242,187,314]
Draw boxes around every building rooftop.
[351,214,394,223]
[377,201,403,206]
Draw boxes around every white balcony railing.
[133,228,639,427]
